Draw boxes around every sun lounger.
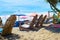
[40,15,47,26]
[36,15,47,29]
[29,14,38,28]
[35,15,47,28]
[0,15,16,36]
[19,14,47,31]
[35,14,43,27]
[19,14,38,31]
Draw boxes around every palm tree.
[46,0,60,13]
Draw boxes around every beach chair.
[19,14,38,31]
[35,15,47,28]
[29,14,38,29]
[40,15,47,26]
[35,14,43,27]
[0,15,16,36]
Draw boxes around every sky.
[0,0,52,15]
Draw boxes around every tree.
[46,0,60,13]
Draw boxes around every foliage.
[46,0,60,13]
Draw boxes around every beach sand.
[1,27,60,40]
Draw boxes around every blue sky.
[0,0,52,15]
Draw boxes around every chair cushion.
[21,24,30,28]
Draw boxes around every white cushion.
[21,24,30,28]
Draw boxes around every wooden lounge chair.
[0,15,16,36]
[35,14,43,27]
[40,15,47,26]
[19,14,38,31]
[35,15,47,28]
[29,14,38,29]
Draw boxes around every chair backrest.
[1,15,16,36]
[29,14,38,28]
[35,14,43,27]
[40,15,47,26]
[35,15,47,28]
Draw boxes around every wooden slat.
[1,15,16,36]
[29,14,38,28]
[40,15,47,27]
[35,14,43,27]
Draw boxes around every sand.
[12,27,60,40]
[0,27,60,40]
